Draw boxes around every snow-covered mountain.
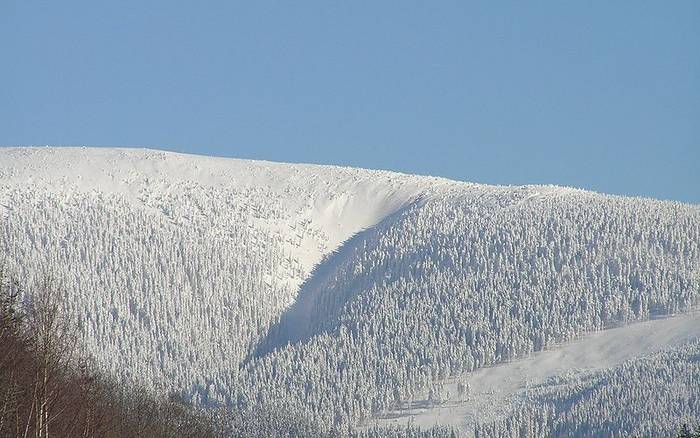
[1,147,698,436]
[0,147,448,386]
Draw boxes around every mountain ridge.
[1,146,698,434]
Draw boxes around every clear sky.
[2,1,698,203]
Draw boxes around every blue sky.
[2,1,698,203]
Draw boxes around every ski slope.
[371,311,700,433]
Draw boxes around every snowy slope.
[0,147,450,277]
[237,188,699,431]
[0,147,450,393]
[476,337,700,437]
[1,146,699,434]
[371,311,700,433]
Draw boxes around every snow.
[370,311,700,433]
[1,146,697,432]
[0,146,464,392]
[0,146,448,281]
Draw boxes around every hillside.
[0,147,446,392]
[475,338,700,437]
[373,311,700,431]
[1,147,699,435]
[237,185,700,431]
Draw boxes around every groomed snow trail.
[371,311,700,433]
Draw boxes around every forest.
[1,148,699,436]
[0,267,461,437]
[233,190,700,431]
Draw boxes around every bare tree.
[0,268,224,438]
[22,278,78,438]
[0,264,28,436]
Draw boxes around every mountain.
[1,147,699,436]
